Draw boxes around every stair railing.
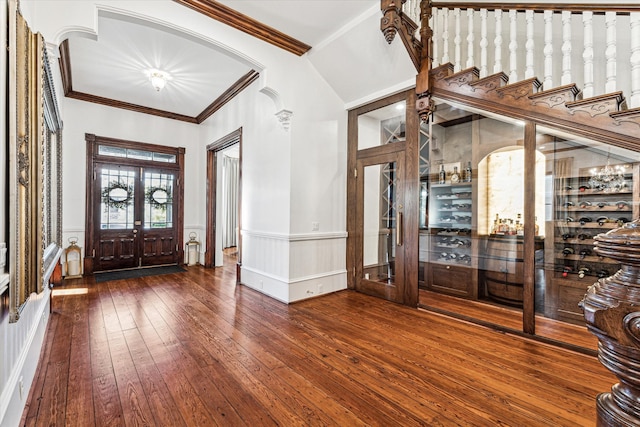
[400,2,640,108]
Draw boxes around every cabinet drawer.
[427,264,473,297]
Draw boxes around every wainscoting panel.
[0,287,51,426]
[241,230,347,303]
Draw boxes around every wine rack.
[425,182,478,298]
[548,163,638,324]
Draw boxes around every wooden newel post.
[581,220,640,426]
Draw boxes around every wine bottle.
[464,161,472,182]
[450,166,461,183]
[438,164,446,184]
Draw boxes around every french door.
[84,134,185,274]
[355,152,406,303]
[93,164,179,271]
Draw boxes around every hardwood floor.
[22,258,615,426]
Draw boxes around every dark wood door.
[355,151,406,303]
[93,163,179,271]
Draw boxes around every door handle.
[396,212,403,246]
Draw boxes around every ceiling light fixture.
[147,69,171,92]
[589,159,627,193]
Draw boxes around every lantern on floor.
[64,237,82,278]
[185,232,200,266]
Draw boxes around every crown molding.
[58,40,259,124]
[173,0,311,56]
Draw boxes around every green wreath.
[102,180,133,209]
[146,185,172,211]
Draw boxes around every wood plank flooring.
[22,258,616,426]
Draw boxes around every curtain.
[222,155,239,248]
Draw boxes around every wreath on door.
[146,185,172,211]
[102,180,133,209]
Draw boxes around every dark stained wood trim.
[58,40,257,124]
[173,0,311,56]
[432,2,640,13]
[403,89,419,307]
[205,151,216,268]
[205,128,242,271]
[58,39,73,96]
[67,90,199,123]
[196,70,259,124]
[523,120,536,335]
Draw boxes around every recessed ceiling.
[60,1,379,122]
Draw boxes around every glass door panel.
[95,165,138,271]
[140,168,178,267]
[357,153,405,303]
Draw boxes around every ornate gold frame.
[8,1,63,322]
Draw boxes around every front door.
[355,151,406,303]
[93,163,179,271]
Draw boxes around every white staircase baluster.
[543,10,554,89]
[441,8,450,65]
[454,8,462,71]
[432,8,440,67]
[582,12,594,99]
[561,11,572,86]
[525,10,535,79]
[631,12,640,108]
[494,9,503,74]
[605,12,617,94]
[480,9,488,78]
[509,9,518,81]
[466,9,475,68]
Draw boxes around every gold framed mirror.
[8,1,63,322]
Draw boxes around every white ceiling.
[64,1,379,120]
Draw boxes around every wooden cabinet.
[424,182,478,298]
[546,163,638,324]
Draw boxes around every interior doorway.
[205,128,242,281]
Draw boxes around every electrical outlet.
[312,222,319,231]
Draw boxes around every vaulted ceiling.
[59,0,379,123]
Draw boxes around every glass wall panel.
[419,99,528,330]
[357,101,407,150]
[535,127,638,349]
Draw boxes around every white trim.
[289,232,348,242]
[242,229,347,242]
[241,265,287,283]
[311,4,380,53]
[344,78,415,110]
[289,269,347,284]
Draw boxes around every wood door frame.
[84,133,185,275]
[205,128,242,280]
[347,90,419,307]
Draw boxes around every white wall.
[60,98,203,250]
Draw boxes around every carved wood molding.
[430,62,640,152]
[172,0,311,56]
[58,40,259,124]
[381,0,423,71]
